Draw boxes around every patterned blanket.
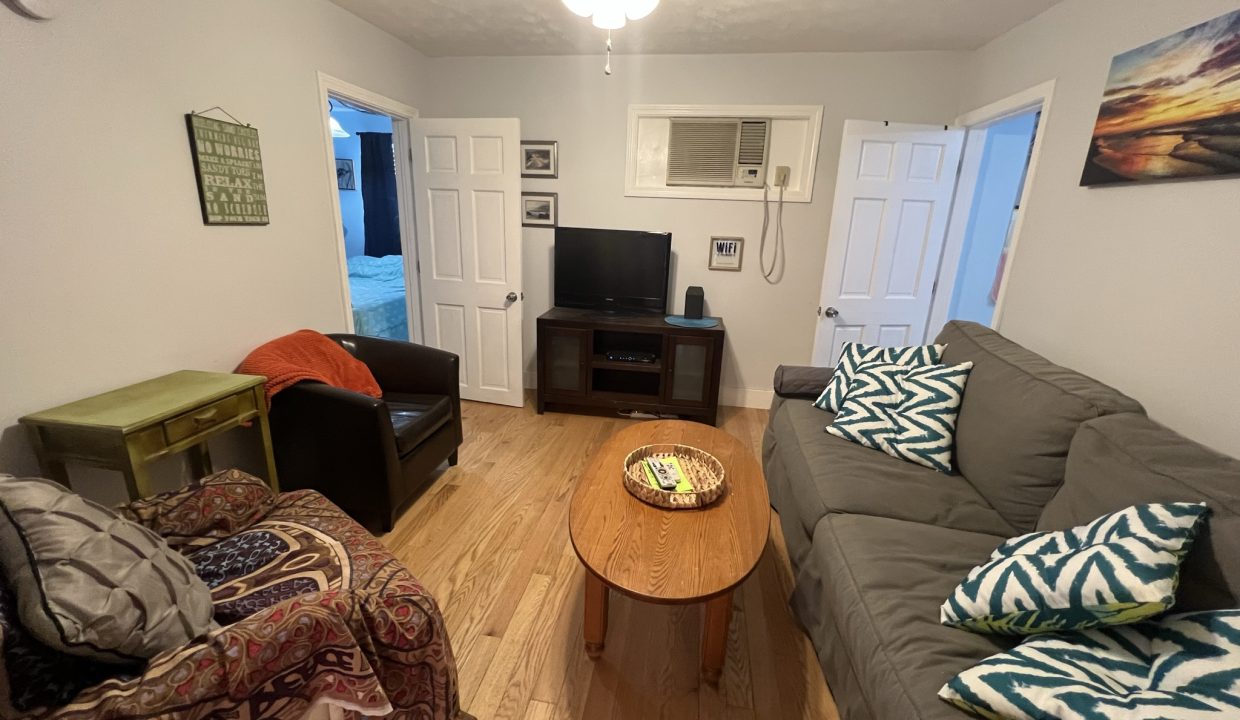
[0,470,460,719]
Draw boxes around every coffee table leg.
[584,571,609,659]
[702,592,733,684]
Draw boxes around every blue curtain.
[359,132,401,257]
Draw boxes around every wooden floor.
[382,398,839,720]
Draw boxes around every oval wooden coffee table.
[569,420,769,684]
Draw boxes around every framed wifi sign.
[709,236,743,271]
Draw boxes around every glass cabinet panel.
[668,337,712,406]
[546,330,587,395]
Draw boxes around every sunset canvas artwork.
[1081,8,1240,186]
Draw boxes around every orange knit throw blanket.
[238,330,382,407]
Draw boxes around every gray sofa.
[763,320,1240,720]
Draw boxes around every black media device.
[684,286,704,320]
[605,350,657,364]
[554,226,672,315]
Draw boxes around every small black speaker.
[684,286,704,320]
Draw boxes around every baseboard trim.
[720,387,773,409]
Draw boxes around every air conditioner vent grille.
[667,119,741,186]
[738,121,769,165]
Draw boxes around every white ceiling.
[329,0,1063,57]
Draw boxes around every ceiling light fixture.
[562,0,660,74]
[562,0,659,29]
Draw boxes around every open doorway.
[812,81,1054,366]
[329,97,412,341]
[316,73,422,345]
[927,80,1055,335]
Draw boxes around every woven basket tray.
[622,444,726,509]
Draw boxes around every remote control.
[646,458,679,490]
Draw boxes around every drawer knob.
[192,409,219,424]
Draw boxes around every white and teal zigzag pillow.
[825,360,972,473]
[813,341,943,413]
[941,503,1210,636]
[941,609,1240,719]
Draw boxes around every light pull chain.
[604,31,613,75]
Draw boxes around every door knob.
[506,291,519,303]
[823,306,840,318]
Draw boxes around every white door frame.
[315,71,424,343]
[926,80,1056,337]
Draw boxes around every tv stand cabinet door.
[540,326,590,401]
[664,335,718,409]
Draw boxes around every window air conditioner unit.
[666,118,770,188]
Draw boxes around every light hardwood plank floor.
[382,398,839,720]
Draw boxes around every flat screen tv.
[554,227,672,315]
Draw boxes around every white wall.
[961,0,1240,456]
[0,1,430,486]
[422,52,970,406]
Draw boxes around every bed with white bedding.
[347,254,409,341]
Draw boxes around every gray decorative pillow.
[0,475,215,664]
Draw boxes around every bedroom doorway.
[329,98,413,341]
[926,80,1056,336]
[317,73,423,344]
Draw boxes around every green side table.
[20,370,279,500]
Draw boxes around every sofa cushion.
[0,580,130,715]
[1040,413,1240,613]
[793,514,1016,720]
[940,610,1240,719]
[814,341,943,412]
[117,468,276,552]
[0,475,215,664]
[828,360,974,473]
[386,393,451,456]
[767,397,1015,538]
[942,503,1209,635]
[935,321,1144,532]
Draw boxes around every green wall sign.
[185,114,269,225]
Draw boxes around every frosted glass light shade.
[562,0,594,17]
[625,0,659,20]
[563,0,659,29]
[592,4,626,29]
[330,116,350,138]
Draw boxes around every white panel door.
[812,120,965,367]
[411,118,524,407]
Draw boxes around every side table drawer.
[163,392,252,445]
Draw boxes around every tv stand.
[536,308,725,425]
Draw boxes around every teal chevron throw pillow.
[941,503,1209,636]
[825,360,973,473]
[813,341,943,413]
[941,610,1240,719]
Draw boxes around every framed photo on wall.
[522,192,558,228]
[1080,8,1240,186]
[336,158,356,190]
[521,140,558,178]
[709,236,744,271]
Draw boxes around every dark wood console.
[536,308,725,426]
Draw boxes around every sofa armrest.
[117,469,276,551]
[773,365,833,399]
[329,334,460,400]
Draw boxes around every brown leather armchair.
[268,334,461,533]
